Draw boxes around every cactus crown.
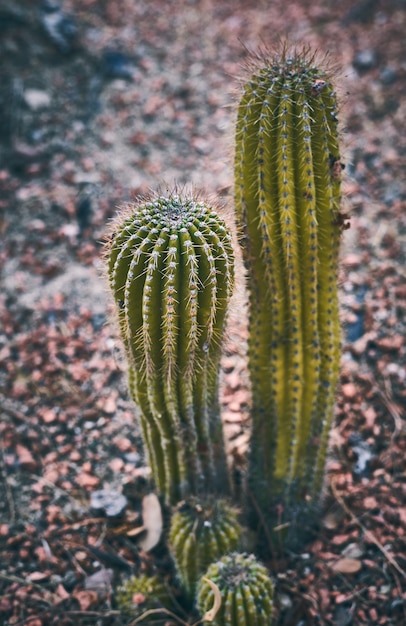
[204,552,271,589]
[116,574,173,616]
[105,190,234,504]
[198,552,274,626]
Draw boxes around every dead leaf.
[137,493,163,552]
[27,571,49,582]
[201,577,222,622]
[330,558,362,574]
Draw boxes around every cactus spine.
[106,192,234,504]
[169,498,241,599]
[234,48,343,520]
[197,553,274,626]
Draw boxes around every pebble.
[380,66,397,85]
[342,254,362,268]
[330,557,362,574]
[24,89,51,110]
[352,49,378,72]
[90,489,128,517]
[341,383,358,400]
[341,542,364,559]
[102,50,134,80]
[40,4,78,54]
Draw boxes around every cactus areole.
[106,192,234,504]
[234,48,345,524]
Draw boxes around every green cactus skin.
[169,498,241,600]
[197,553,274,626]
[106,192,234,504]
[234,48,344,521]
[116,574,173,616]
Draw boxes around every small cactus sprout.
[105,191,234,504]
[116,574,172,616]
[234,46,344,527]
[197,553,274,626]
[169,498,241,599]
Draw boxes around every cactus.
[169,497,241,600]
[105,191,234,504]
[234,47,344,527]
[116,574,173,616]
[197,552,274,626]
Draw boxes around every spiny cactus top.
[105,191,234,504]
[116,574,173,616]
[169,497,241,599]
[197,552,274,626]
[234,47,344,516]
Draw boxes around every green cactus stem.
[197,552,274,626]
[105,191,234,504]
[234,47,344,524]
[169,498,241,600]
[116,574,173,616]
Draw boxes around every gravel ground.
[0,1,405,625]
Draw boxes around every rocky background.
[0,1,405,624]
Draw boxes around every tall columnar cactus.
[169,498,241,600]
[105,192,234,504]
[234,48,344,524]
[197,553,274,626]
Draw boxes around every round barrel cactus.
[197,552,274,625]
[169,497,241,599]
[116,574,172,616]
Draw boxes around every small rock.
[24,89,51,110]
[343,253,362,268]
[375,335,403,352]
[15,444,38,471]
[330,557,362,574]
[341,542,364,559]
[124,451,141,465]
[341,383,358,400]
[40,4,78,54]
[102,50,134,80]
[109,457,124,472]
[84,568,113,596]
[277,592,293,610]
[353,49,378,72]
[380,66,397,85]
[90,489,128,517]
[62,570,78,592]
[348,433,374,476]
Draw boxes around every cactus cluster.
[106,192,234,504]
[169,498,241,599]
[234,47,343,524]
[106,44,345,626]
[197,553,274,626]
